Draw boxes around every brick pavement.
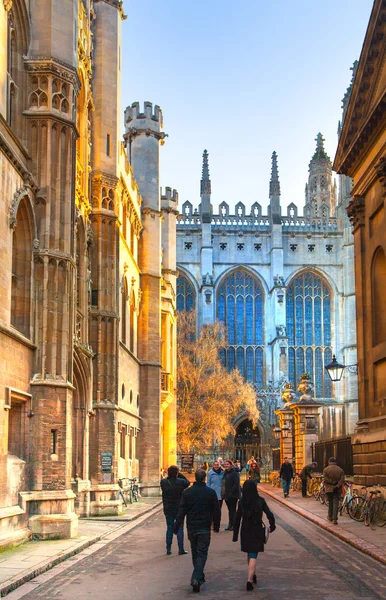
[0,498,162,597]
[259,482,386,567]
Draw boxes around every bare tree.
[177,311,259,454]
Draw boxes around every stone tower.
[124,102,166,495]
[88,0,125,514]
[305,133,337,218]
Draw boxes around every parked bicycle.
[118,477,140,506]
[339,481,356,516]
[347,487,383,527]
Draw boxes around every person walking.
[300,461,318,497]
[160,465,190,555]
[248,460,261,485]
[280,457,294,498]
[232,479,276,591]
[221,460,241,531]
[323,457,345,525]
[175,469,220,593]
[207,460,224,526]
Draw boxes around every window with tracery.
[217,270,264,387]
[176,275,195,312]
[286,272,332,398]
[11,197,33,338]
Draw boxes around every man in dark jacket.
[175,469,220,593]
[221,460,241,530]
[323,457,345,524]
[160,465,189,555]
[280,457,294,498]
[300,461,317,497]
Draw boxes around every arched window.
[372,247,386,346]
[286,271,332,398]
[121,276,128,344]
[176,274,195,312]
[6,3,29,137]
[217,269,264,385]
[11,196,33,338]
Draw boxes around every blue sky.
[121,1,373,213]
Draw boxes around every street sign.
[180,453,194,471]
[101,451,113,472]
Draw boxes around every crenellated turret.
[124,101,167,212]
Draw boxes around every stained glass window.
[217,269,264,386]
[177,275,195,312]
[286,272,333,399]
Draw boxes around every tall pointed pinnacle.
[269,151,281,197]
[200,149,211,196]
[310,133,331,166]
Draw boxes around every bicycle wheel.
[119,489,128,507]
[311,482,319,498]
[348,496,365,522]
[377,501,386,527]
[364,503,375,527]
[319,487,326,505]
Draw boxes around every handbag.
[262,521,269,544]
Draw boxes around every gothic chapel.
[0,0,177,549]
[176,127,358,461]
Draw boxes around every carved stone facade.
[0,0,176,548]
[334,0,386,485]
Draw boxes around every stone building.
[176,137,358,467]
[0,0,177,549]
[334,0,386,485]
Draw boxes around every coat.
[280,462,294,481]
[160,473,189,516]
[233,495,276,553]
[323,464,345,494]
[221,468,241,500]
[175,481,221,537]
[300,464,315,480]
[207,467,224,500]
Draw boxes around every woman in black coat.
[233,480,276,591]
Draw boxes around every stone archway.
[234,419,261,463]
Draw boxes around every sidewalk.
[259,483,386,567]
[0,497,162,597]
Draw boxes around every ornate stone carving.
[347,194,365,230]
[202,272,213,286]
[124,127,167,144]
[281,382,296,408]
[273,275,285,287]
[10,186,33,230]
[374,156,386,192]
[276,325,287,338]
[297,373,314,403]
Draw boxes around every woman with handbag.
[232,480,276,591]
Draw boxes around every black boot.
[178,548,188,555]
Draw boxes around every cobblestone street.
[7,493,386,600]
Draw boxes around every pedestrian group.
[161,454,345,593]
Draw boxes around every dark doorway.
[234,419,261,463]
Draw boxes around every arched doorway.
[234,419,261,463]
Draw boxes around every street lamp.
[272,423,291,440]
[324,354,358,382]
[272,425,282,440]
